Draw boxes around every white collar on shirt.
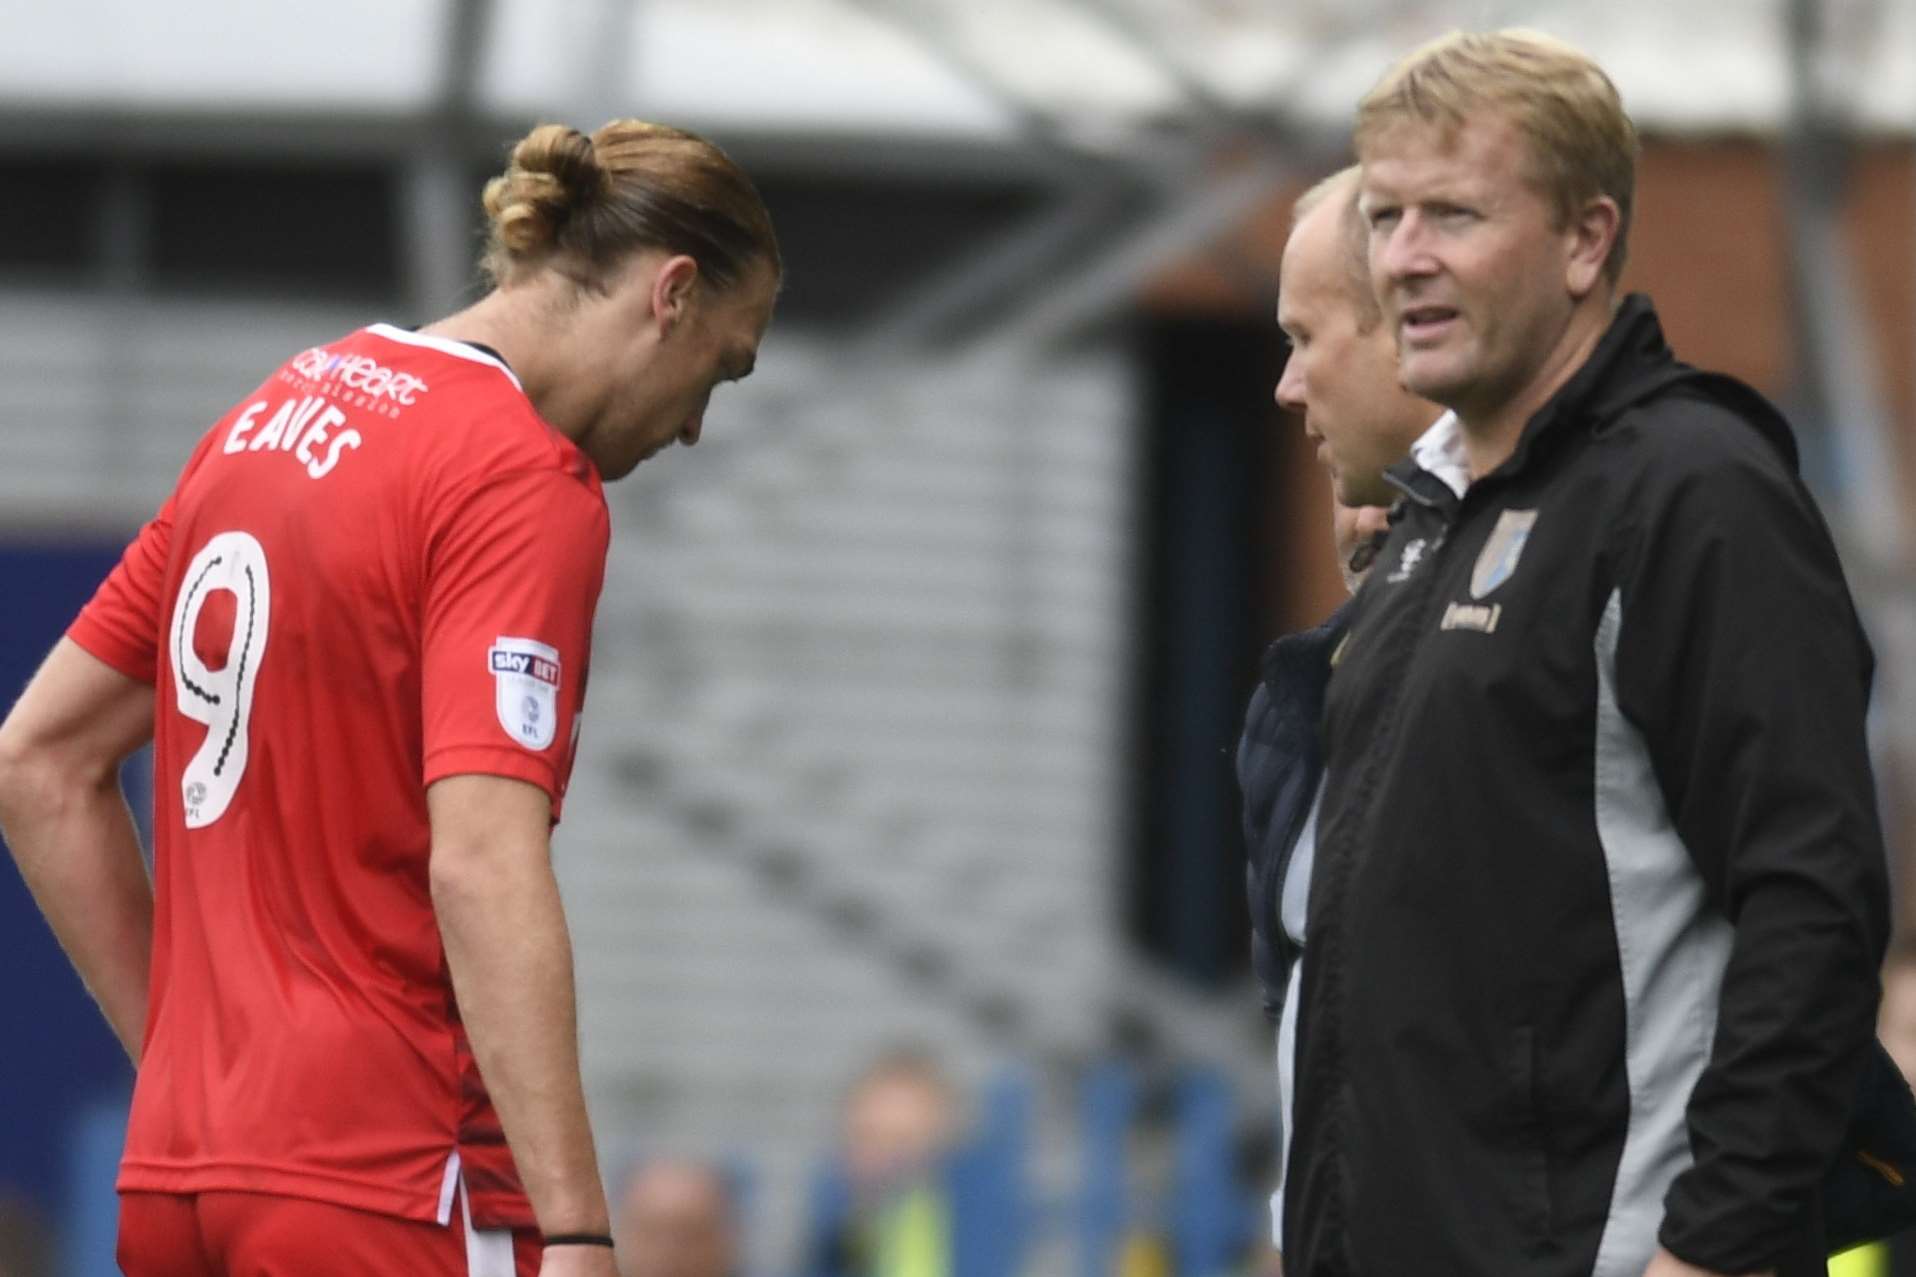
[1408,410,1470,499]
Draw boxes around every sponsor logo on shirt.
[289,346,430,407]
[488,637,561,750]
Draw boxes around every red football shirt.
[67,325,609,1228]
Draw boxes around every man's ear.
[1564,196,1621,300]
[649,254,702,335]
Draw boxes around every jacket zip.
[1305,496,1463,1272]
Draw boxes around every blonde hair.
[1354,29,1638,283]
[481,120,780,292]
[1288,165,1381,333]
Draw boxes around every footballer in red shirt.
[0,122,777,1277]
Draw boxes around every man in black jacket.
[1283,29,1890,1277]
[1241,163,1442,1263]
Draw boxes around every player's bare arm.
[427,772,615,1271]
[0,638,157,1062]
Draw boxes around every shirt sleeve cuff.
[423,746,567,823]
[66,615,157,685]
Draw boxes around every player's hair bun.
[480,125,609,259]
[478,118,780,292]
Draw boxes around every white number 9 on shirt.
[169,531,271,829]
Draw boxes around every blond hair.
[1354,30,1637,283]
[1289,165,1381,333]
[481,120,780,293]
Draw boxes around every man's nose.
[1373,214,1433,287]
[1275,354,1306,415]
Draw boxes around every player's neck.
[418,294,524,378]
[420,290,590,442]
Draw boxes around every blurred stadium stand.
[1,2,1913,1274]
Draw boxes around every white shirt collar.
[1408,410,1470,499]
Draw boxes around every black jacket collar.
[1386,294,1799,499]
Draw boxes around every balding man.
[1239,164,1444,1265]
[1274,168,1455,521]
[614,1161,738,1277]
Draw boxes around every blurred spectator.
[613,1159,740,1277]
[841,1050,959,1191]
[0,1195,50,1277]
[801,1048,962,1277]
[1864,936,1916,1277]
[1821,938,1916,1276]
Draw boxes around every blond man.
[1285,31,1887,1277]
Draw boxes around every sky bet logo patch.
[489,637,561,750]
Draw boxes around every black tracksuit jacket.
[1283,296,1890,1277]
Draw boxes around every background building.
[1,2,1912,1273]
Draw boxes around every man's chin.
[1336,478,1395,509]
[615,439,676,479]
[1399,355,1469,407]
[598,450,644,481]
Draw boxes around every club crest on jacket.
[1471,509,1539,599]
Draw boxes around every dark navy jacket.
[1238,604,1349,1023]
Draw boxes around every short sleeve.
[67,492,178,685]
[420,467,610,821]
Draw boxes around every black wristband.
[544,1233,615,1248]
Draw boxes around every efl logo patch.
[1471,509,1539,599]
[488,637,561,750]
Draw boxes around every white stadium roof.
[2,0,1912,141]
